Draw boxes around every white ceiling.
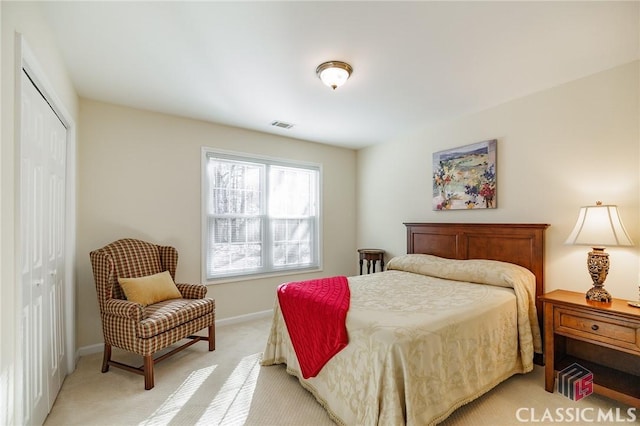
[40,1,639,150]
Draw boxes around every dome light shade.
[316,61,353,90]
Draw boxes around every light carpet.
[44,315,634,426]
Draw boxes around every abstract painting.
[433,139,497,210]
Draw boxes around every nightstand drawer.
[554,307,640,355]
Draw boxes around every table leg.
[544,302,555,392]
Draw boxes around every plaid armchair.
[90,238,215,390]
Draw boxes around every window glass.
[203,150,320,280]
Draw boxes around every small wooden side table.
[358,249,384,275]
[539,289,640,407]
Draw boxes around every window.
[202,149,321,280]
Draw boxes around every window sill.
[204,267,323,285]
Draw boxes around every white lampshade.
[565,203,633,247]
[316,61,353,90]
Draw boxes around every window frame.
[201,147,322,283]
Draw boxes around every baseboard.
[216,309,273,327]
[77,343,104,357]
[75,309,274,359]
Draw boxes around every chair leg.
[144,355,154,390]
[208,324,215,351]
[101,344,111,373]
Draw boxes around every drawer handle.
[591,324,599,331]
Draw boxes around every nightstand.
[357,249,384,275]
[540,290,640,407]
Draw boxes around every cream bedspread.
[261,255,542,426]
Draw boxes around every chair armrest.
[103,298,143,321]
[176,283,208,299]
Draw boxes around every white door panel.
[20,69,67,426]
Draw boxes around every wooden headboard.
[404,222,549,327]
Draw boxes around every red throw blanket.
[277,276,350,379]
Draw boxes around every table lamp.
[565,201,633,302]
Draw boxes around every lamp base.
[585,247,611,303]
[586,286,612,303]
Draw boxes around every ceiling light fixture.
[316,61,353,90]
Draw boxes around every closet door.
[43,71,67,409]
[20,69,67,426]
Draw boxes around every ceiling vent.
[271,120,294,129]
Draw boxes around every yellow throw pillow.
[118,271,182,306]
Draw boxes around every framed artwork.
[433,139,497,210]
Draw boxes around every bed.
[262,223,548,425]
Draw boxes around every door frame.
[14,33,77,423]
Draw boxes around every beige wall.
[357,61,640,301]
[77,99,357,348]
[1,2,79,424]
